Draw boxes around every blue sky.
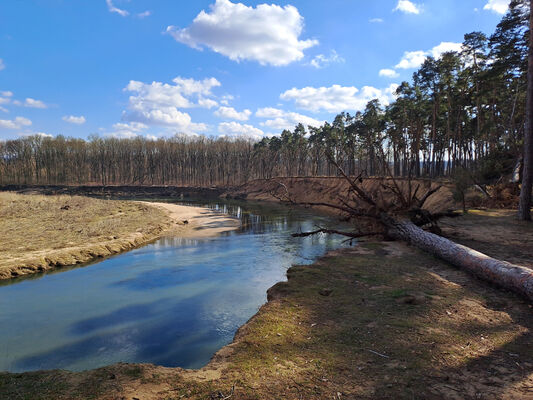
[0,0,510,140]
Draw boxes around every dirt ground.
[440,209,533,269]
[2,208,533,399]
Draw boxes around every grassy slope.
[2,210,533,399]
[0,192,169,279]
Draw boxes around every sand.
[143,202,240,238]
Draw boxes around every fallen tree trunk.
[382,214,533,302]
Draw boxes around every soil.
[2,207,533,399]
[223,177,458,215]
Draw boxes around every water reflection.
[0,200,349,372]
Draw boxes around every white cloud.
[124,77,220,113]
[430,41,463,58]
[394,0,421,14]
[0,59,5,71]
[123,107,207,133]
[121,77,219,133]
[137,10,152,18]
[369,18,384,23]
[256,107,324,131]
[106,0,129,17]
[104,123,149,139]
[198,97,218,109]
[280,84,399,113]
[218,121,264,139]
[310,50,345,69]
[395,50,427,69]
[0,116,32,129]
[379,68,400,78]
[18,131,53,138]
[166,0,318,66]
[172,77,221,97]
[12,131,53,138]
[112,122,147,132]
[394,42,463,70]
[220,95,234,106]
[35,132,53,138]
[24,98,48,109]
[214,106,251,121]
[483,0,510,14]
[0,91,12,111]
[62,115,86,125]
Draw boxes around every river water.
[0,200,348,372]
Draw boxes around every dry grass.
[0,192,168,278]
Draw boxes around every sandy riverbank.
[0,193,239,280]
[143,201,240,239]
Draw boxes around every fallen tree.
[273,156,533,302]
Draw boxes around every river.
[0,199,348,372]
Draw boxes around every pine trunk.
[519,0,533,220]
[383,216,533,301]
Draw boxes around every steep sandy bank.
[223,177,458,215]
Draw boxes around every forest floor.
[0,192,239,280]
[2,208,533,399]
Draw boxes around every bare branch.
[325,154,378,208]
[292,229,383,239]
[418,185,442,208]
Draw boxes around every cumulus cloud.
[309,50,345,69]
[218,121,264,139]
[0,59,5,71]
[430,42,463,58]
[280,84,399,114]
[483,0,510,14]
[394,42,463,70]
[395,50,427,69]
[106,0,129,17]
[166,0,318,66]
[369,18,384,23]
[112,122,147,137]
[121,77,221,133]
[24,98,48,109]
[62,115,86,124]
[379,69,400,78]
[256,107,324,130]
[0,116,32,129]
[214,106,252,121]
[393,0,421,14]
[198,97,218,109]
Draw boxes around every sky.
[0,0,512,140]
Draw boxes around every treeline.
[0,1,528,186]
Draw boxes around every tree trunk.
[383,216,533,301]
[519,0,533,220]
